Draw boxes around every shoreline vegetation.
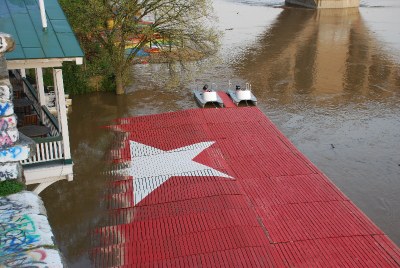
[132,48,206,64]
[59,0,219,95]
[86,48,206,91]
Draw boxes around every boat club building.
[0,0,84,193]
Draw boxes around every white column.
[35,68,46,121]
[35,68,46,105]
[53,68,71,161]
[20,68,26,78]
[20,68,27,93]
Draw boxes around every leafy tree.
[61,0,219,94]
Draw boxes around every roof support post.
[35,68,46,121]
[19,68,27,94]
[19,68,26,78]
[53,68,71,161]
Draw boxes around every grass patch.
[0,180,24,196]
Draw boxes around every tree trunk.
[115,73,125,95]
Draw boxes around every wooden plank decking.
[93,106,400,267]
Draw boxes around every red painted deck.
[217,91,236,108]
[93,107,400,267]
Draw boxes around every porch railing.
[20,136,64,165]
[42,105,60,136]
[20,78,65,165]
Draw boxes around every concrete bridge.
[286,0,360,8]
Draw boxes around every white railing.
[21,136,64,165]
[19,77,68,166]
[42,106,60,136]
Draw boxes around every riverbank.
[132,47,207,64]
[286,0,360,8]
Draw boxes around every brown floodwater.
[40,0,400,266]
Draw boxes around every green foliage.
[57,0,110,94]
[43,69,54,89]
[101,74,117,92]
[0,180,24,196]
[62,62,90,95]
[59,0,219,94]
[25,69,36,85]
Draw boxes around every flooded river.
[40,0,400,266]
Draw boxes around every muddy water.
[40,0,400,266]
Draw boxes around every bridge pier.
[285,0,360,8]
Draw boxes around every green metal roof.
[0,0,84,61]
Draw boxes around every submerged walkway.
[93,105,400,267]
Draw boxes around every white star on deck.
[117,141,233,205]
